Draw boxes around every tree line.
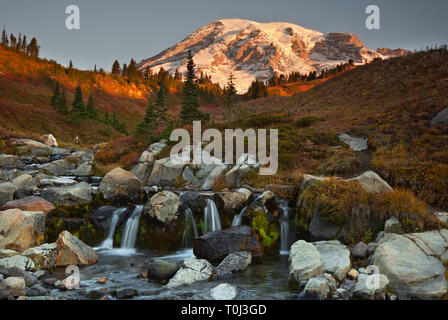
[1,25,39,58]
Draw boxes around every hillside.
[221,48,448,209]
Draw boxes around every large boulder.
[147,259,180,282]
[55,231,98,267]
[288,240,323,287]
[309,211,340,240]
[148,158,186,187]
[218,188,252,211]
[143,191,181,225]
[166,258,214,288]
[21,243,58,270]
[338,133,368,152]
[42,182,92,207]
[348,171,392,194]
[0,249,18,259]
[303,276,330,300]
[224,153,263,188]
[0,154,23,168]
[371,231,448,299]
[0,277,26,299]
[353,273,389,300]
[99,168,142,203]
[0,209,46,252]
[182,150,227,190]
[39,151,93,176]
[214,251,252,279]
[39,159,76,176]
[1,196,54,215]
[0,182,17,206]
[0,255,36,271]
[313,240,351,281]
[210,283,238,300]
[193,226,263,265]
[41,134,58,147]
[11,174,37,192]
[10,138,51,156]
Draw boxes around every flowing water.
[203,198,221,234]
[181,208,199,248]
[120,205,143,249]
[97,207,127,249]
[232,206,247,227]
[278,200,296,255]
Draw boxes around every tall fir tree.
[111,60,121,75]
[21,35,27,52]
[135,102,158,140]
[180,51,208,123]
[122,63,128,77]
[51,82,60,107]
[156,82,168,123]
[85,94,97,119]
[1,26,8,46]
[57,90,68,114]
[28,37,39,57]
[127,59,138,83]
[72,84,85,115]
[224,73,237,122]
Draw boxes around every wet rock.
[303,276,330,300]
[350,242,369,259]
[431,107,448,126]
[33,270,48,279]
[193,226,263,265]
[70,162,92,176]
[0,181,17,206]
[372,232,448,299]
[224,153,264,188]
[353,273,389,300]
[21,243,58,269]
[338,133,368,151]
[96,277,107,285]
[26,284,50,297]
[309,211,339,240]
[182,150,227,190]
[384,217,403,234]
[0,209,46,252]
[89,206,131,230]
[210,283,238,300]
[347,269,360,280]
[147,259,180,281]
[435,212,448,223]
[332,288,351,300]
[1,196,54,215]
[85,288,107,299]
[99,167,142,203]
[348,171,392,194]
[11,138,51,156]
[55,231,98,267]
[40,278,58,288]
[116,288,138,299]
[0,256,36,272]
[7,266,38,287]
[0,249,18,259]
[340,279,356,293]
[0,154,23,168]
[148,158,185,187]
[313,240,350,281]
[42,182,92,207]
[288,240,323,287]
[166,258,214,288]
[215,251,252,279]
[39,177,77,187]
[0,277,26,299]
[143,191,181,225]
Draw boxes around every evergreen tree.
[51,82,60,107]
[104,110,110,124]
[85,94,97,119]
[10,34,16,48]
[69,60,73,70]
[57,90,68,114]
[111,60,121,75]
[224,73,237,122]
[135,102,158,140]
[28,37,39,57]
[72,84,85,115]
[16,34,22,50]
[127,59,138,83]
[180,51,208,123]
[21,35,27,52]
[1,26,8,46]
[156,82,168,123]
[122,63,128,77]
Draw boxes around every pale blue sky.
[1,0,447,70]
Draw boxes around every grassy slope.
[229,49,448,208]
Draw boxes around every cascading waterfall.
[98,207,127,249]
[232,206,247,227]
[278,200,296,254]
[182,208,199,248]
[203,198,221,234]
[120,205,143,249]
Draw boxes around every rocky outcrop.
[182,150,228,190]
[143,191,181,225]
[55,231,98,267]
[0,196,54,215]
[313,240,351,281]
[338,133,368,152]
[130,140,165,184]
[0,154,23,168]
[10,138,51,156]
[371,231,448,299]
[0,182,17,206]
[193,226,263,265]
[99,168,142,203]
[0,255,36,271]
[214,251,252,279]
[42,182,92,207]
[218,188,252,211]
[347,171,392,193]
[0,209,46,252]
[41,134,58,147]
[21,243,58,270]
[288,240,323,287]
[166,258,214,288]
[148,158,185,187]
[224,154,264,188]
[39,151,93,176]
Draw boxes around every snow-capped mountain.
[138,19,383,93]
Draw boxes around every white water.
[97,207,127,250]
[120,205,143,249]
[279,201,295,255]
[203,198,221,234]
[232,206,247,227]
[182,208,199,248]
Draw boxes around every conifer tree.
[86,94,97,119]
[10,34,16,48]
[28,37,39,57]
[127,59,138,83]
[111,60,121,75]
[224,73,237,122]
[72,84,85,115]
[135,102,158,140]
[1,26,8,46]
[122,63,128,77]
[180,51,208,123]
[57,90,68,114]
[156,82,168,123]
[51,82,60,107]
[21,35,27,52]
[104,110,110,124]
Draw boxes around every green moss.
[251,214,279,251]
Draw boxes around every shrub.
[295,116,319,128]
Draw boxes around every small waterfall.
[278,200,296,254]
[182,208,199,248]
[232,206,247,227]
[120,205,143,249]
[203,198,221,234]
[98,207,127,249]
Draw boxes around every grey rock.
[0,256,36,272]
[147,259,180,281]
[42,182,92,207]
[0,277,26,299]
[350,242,369,259]
[21,243,58,270]
[347,170,392,193]
[143,191,181,225]
[148,158,185,187]
[303,276,330,300]
[353,273,389,300]
[338,133,368,151]
[166,258,214,288]
[384,217,403,234]
[313,240,351,281]
[116,288,138,299]
[309,211,340,240]
[26,284,50,297]
[0,181,17,206]
[431,107,448,126]
[288,240,323,286]
[0,154,23,168]
[210,283,238,300]
[215,251,252,279]
[7,266,38,287]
